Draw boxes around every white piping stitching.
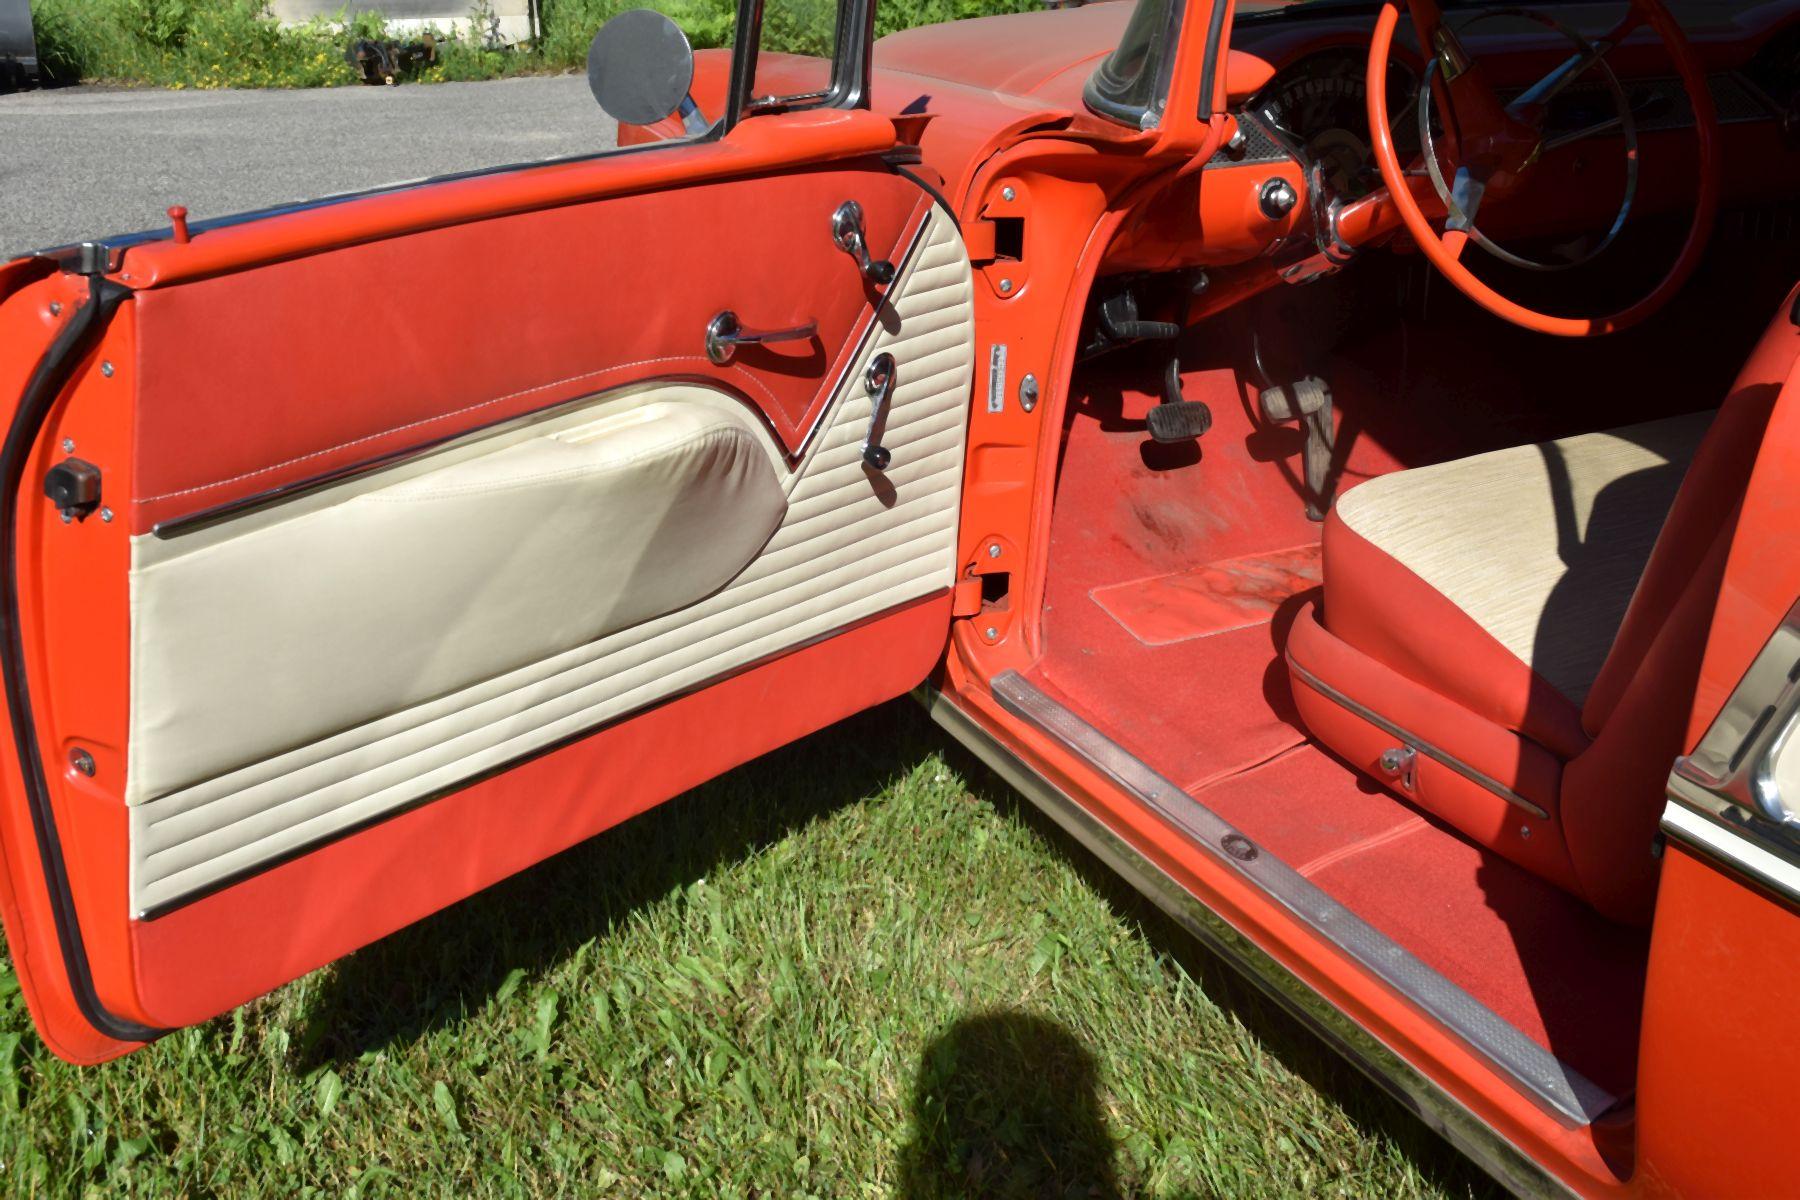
[138,354,782,504]
[139,197,931,509]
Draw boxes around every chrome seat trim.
[1287,655,1552,820]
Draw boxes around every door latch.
[862,353,896,471]
[832,201,895,287]
[44,457,102,523]
[704,310,817,366]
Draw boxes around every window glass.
[1085,0,1185,129]
[751,0,841,105]
[4,0,759,254]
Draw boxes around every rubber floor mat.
[1091,543,1322,646]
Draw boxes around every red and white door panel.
[0,116,975,1061]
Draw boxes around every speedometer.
[1256,48,1418,201]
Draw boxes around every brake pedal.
[1147,357,1213,444]
[1258,376,1336,521]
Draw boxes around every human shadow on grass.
[929,730,1506,1200]
[896,1010,1119,1200]
[291,701,944,1070]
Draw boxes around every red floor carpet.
[1022,286,1744,1097]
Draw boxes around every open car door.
[0,14,975,1062]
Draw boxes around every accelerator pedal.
[1258,375,1336,521]
[1146,357,1213,444]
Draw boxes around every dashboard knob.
[1259,178,1298,221]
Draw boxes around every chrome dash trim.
[982,670,1616,1128]
[1288,655,1552,820]
[919,684,1578,1199]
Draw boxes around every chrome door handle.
[862,353,896,471]
[705,310,817,365]
[832,200,896,286]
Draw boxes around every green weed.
[28,0,1043,88]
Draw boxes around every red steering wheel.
[1365,0,1721,336]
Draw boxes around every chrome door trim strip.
[1660,797,1800,907]
[979,670,1616,1126]
[1663,598,1800,906]
[149,206,937,540]
[149,383,771,539]
[1288,655,1552,820]
[919,683,1577,1200]
[26,133,719,264]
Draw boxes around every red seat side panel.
[1320,510,1591,761]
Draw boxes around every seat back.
[1564,285,1800,922]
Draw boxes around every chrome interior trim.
[1665,598,1800,904]
[149,381,782,539]
[1287,655,1553,820]
[785,211,931,465]
[149,213,935,539]
[27,133,716,264]
[983,670,1615,1127]
[1660,798,1800,909]
[920,684,1578,1200]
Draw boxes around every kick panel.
[126,206,975,915]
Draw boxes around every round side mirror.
[586,9,697,126]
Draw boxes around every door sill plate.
[980,670,1618,1128]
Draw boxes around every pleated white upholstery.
[1335,411,1711,705]
[128,206,975,914]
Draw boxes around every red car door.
[0,26,977,1061]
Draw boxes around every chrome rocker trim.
[922,678,1594,1200]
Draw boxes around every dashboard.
[1214,33,1797,193]
[1247,46,1418,201]
[1108,9,1800,280]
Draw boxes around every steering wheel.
[1365,0,1720,336]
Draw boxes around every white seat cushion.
[1334,411,1712,707]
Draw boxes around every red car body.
[1,0,1797,1193]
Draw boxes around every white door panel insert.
[127,205,976,915]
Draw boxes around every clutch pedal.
[1146,357,1213,445]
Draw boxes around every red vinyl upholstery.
[1292,285,1800,923]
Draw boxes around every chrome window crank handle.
[832,200,895,286]
[705,310,817,366]
[863,353,896,472]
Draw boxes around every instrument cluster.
[1249,47,1420,204]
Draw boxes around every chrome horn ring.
[1418,7,1639,273]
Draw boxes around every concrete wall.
[269,0,536,45]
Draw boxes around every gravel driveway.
[0,75,617,256]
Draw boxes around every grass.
[28,0,540,89]
[0,700,1499,1197]
[27,0,1042,89]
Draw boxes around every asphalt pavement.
[0,75,617,256]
